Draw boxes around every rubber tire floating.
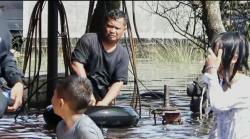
[43,105,140,128]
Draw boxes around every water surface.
[0,60,213,139]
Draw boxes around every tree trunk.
[201,1,225,43]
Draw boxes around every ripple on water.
[0,62,212,138]
[0,115,56,139]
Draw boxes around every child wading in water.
[52,75,104,139]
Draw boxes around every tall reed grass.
[14,38,249,67]
[136,39,205,63]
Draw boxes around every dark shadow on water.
[0,63,212,138]
[0,114,56,138]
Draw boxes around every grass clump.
[136,39,205,63]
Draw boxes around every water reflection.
[0,61,213,138]
[0,115,56,138]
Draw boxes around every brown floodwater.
[0,60,213,139]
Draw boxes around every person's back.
[0,18,21,86]
[0,19,12,58]
[0,18,24,116]
[207,74,250,139]
[56,114,103,139]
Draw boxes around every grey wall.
[0,1,23,32]
[22,1,196,39]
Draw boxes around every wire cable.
[16,0,73,119]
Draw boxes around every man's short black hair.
[55,75,93,113]
[104,9,127,26]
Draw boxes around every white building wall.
[123,1,183,39]
[0,1,201,39]
[22,1,193,39]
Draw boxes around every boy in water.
[51,75,104,139]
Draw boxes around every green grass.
[14,39,250,69]
[136,39,205,63]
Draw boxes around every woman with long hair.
[203,32,250,139]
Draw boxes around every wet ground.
[0,60,213,139]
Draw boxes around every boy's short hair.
[55,75,92,112]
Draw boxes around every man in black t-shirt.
[71,9,129,106]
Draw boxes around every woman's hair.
[55,75,93,113]
[211,32,249,88]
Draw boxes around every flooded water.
[0,60,214,139]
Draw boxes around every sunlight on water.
[0,60,213,139]
[0,115,56,139]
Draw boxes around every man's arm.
[1,51,24,111]
[96,81,123,106]
[71,61,87,78]
[0,21,24,111]
[71,35,90,78]
[71,61,96,105]
[96,47,129,106]
[8,82,23,111]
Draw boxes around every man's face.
[104,17,127,43]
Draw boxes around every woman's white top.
[203,73,250,139]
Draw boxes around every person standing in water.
[52,75,104,139]
[71,9,129,106]
[203,32,250,139]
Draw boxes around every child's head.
[211,32,249,86]
[52,75,93,116]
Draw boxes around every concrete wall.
[0,1,23,32]
[22,1,192,39]
[23,1,89,39]
[0,1,203,39]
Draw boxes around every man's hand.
[7,82,24,112]
[96,81,123,106]
[71,61,87,79]
[96,100,109,106]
